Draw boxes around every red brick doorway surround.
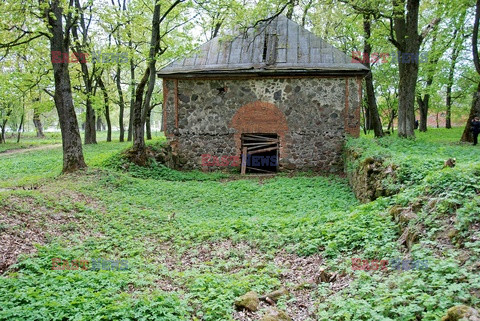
[230,101,289,159]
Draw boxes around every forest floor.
[0,128,479,321]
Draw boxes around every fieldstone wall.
[162,76,362,172]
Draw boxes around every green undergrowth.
[331,128,480,320]
[1,128,480,320]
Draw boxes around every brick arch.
[229,101,289,155]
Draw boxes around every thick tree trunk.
[44,0,86,172]
[397,61,418,137]
[33,108,45,138]
[461,82,480,142]
[390,0,436,138]
[462,0,480,142]
[132,69,150,165]
[116,64,125,142]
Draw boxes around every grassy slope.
[0,128,479,320]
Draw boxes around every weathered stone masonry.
[163,76,362,172]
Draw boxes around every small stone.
[234,291,260,312]
[441,305,480,321]
[260,287,289,303]
[260,308,292,321]
[316,268,337,283]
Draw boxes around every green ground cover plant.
[1,128,479,320]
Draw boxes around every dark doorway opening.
[241,133,279,174]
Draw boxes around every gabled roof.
[157,15,368,78]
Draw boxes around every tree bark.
[96,116,103,131]
[445,33,459,129]
[362,14,384,137]
[72,0,96,145]
[461,82,480,142]
[43,0,86,172]
[33,107,45,138]
[131,0,183,165]
[0,120,6,144]
[390,0,438,138]
[397,61,418,137]
[115,64,125,141]
[97,76,112,142]
[132,68,150,165]
[127,48,135,142]
[446,85,453,129]
[17,104,24,143]
[417,92,429,132]
[461,0,480,142]
[0,109,10,144]
[146,106,152,140]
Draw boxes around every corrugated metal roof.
[157,15,369,77]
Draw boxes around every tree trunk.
[446,86,453,129]
[361,99,367,135]
[131,0,183,164]
[33,107,45,138]
[96,116,102,131]
[362,14,384,137]
[397,61,418,137]
[390,0,435,138]
[16,105,24,143]
[461,82,480,142]
[417,92,429,132]
[72,0,96,145]
[146,107,152,140]
[364,103,372,131]
[461,0,480,142]
[387,109,396,132]
[131,0,161,164]
[97,76,112,142]
[116,64,125,142]
[132,68,150,165]
[0,122,6,144]
[446,30,461,129]
[105,107,111,142]
[43,0,86,172]
[127,39,135,142]
[0,117,7,144]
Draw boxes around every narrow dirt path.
[0,144,61,156]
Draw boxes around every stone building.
[157,15,368,173]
